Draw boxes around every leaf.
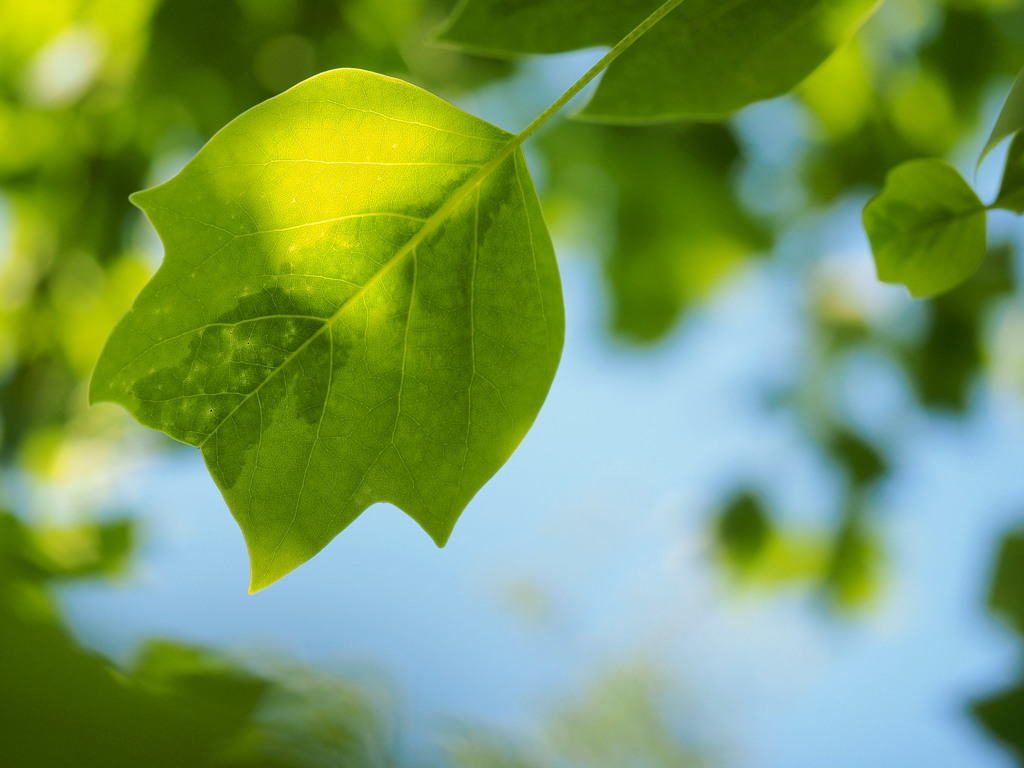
[988,529,1024,637]
[437,0,880,122]
[979,66,1024,165]
[539,122,768,342]
[994,132,1024,213]
[825,427,886,487]
[602,125,769,341]
[91,69,564,591]
[862,159,987,298]
[715,491,772,568]
[972,682,1024,763]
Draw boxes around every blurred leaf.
[973,527,1024,764]
[980,66,1024,164]
[545,665,708,768]
[972,682,1024,764]
[447,664,711,768]
[715,491,772,569]
[536,121,767,342]
[988,529,1024,636]
[823,512,880,608]
[91,69,564,591]
[603,126,768,342]
[447,732,543,768]
[826,427,887,487]
[0,509,398,768]
[38,518,134,580]
[0,510,134,584]
[995,131,1024,212]
[863,159,987,297]
[251,665,399,768]
[902,244,1015,411]
[437,0,880,122]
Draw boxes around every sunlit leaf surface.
[438,0,880,122]
[91,69,564,590]
[863,159,987,298]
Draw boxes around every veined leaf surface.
[437,0,880,122]
[863,159,986,298]
[91,69,564,591]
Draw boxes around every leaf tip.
[245,550,293,594]
[86,368,111,408]
[247,565,281,595]
[420,516,455,549]
[128,186,159,212]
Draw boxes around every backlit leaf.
[91,69,564,591]
[437,0,880,122]
[863,159,987,298]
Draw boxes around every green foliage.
[863,159,987,298]
[92,69,563,590]
[861,64,1024,299]
[988,529,1024,636]
[989,69,1024,213]
[972,684,1024,765]
[715,491,772,568]
[534,119,767,342]
[446,664,710,768]
[826,427,887,487]
[6,0,1024,762]
[438,0,880,122]
[994,132,1024,213]
[600,125,768,341]
[981,67,1024,165]
[901,245,1015,411]
[0,510,397,768]
[971,528,1024,763]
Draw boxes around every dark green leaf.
[91,69,564,590]
[437,0,880,122]
[988,529,1024,636]
[994,131,1024,213]
[863,159,987,298]
[980,66,1024,165]
[603,126,769,341]
[715,491,772,567]
[972,683,1024,764]
[826,427,887,487]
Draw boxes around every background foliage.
[3,0,1024,764]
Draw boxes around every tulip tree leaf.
[863,159,987,298]
[437,0,880,122]
[90,69,564,591]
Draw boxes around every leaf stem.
[513,0,687,144]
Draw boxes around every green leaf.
[972,682,1024,763]
[979,66,1024,165]
[988,529,1024,637]
[91,69,564,591]
[601,125,769,341]
[437,0,880,122]
[994,131,1024,213]
[862,159,987,298]
[715,491,772,568]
